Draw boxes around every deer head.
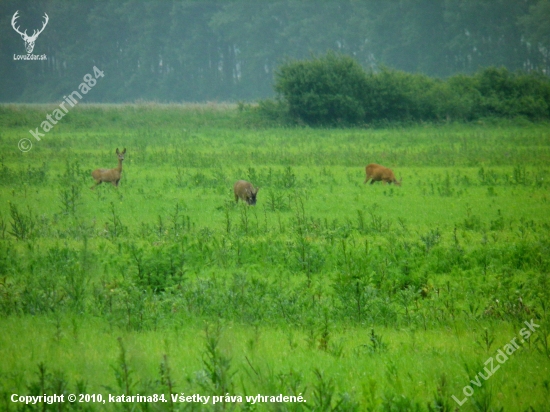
[11,11,49,54]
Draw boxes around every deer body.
[234,180,260,205]
[364,163,401,186]
[91,148,126,189]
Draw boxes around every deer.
[364,163,401,186]
[11,11,49,54]
[234,180,260,205]
[91,148,126,190]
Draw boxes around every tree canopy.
[1,0,549,103]
[272,56,550,125]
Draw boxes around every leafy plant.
[275,52,369,125]
[8,202,35,240]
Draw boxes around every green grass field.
[0,104,549,411]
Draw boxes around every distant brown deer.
[91,148,126,190]
[234,180,260,205]
[364,163,401,186]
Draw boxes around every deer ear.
[122,148,127,154]
[116,148,119,154]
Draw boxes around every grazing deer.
[11,11,49,54]
[364,163,401,186]
[91,148,126,190]
[234,180,260,205]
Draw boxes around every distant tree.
[0,0,548,103]
[471,67,550,119]
[518,0,550,73]
[443,0,534,73]
[366,0,449,76]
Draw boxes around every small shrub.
[275,52,370,125]
[8,202,35,241]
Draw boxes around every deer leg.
[90,180,102,190]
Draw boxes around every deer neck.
[116,158,123,173]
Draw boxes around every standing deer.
[91,148,126,190]
[364,163,401,186]
[11,11,49,54]
[234,180,260,205]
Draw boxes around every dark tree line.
[270,53,550,125]
[1,0,549,103]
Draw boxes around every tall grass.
[0,104,549,410]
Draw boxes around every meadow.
[0,103,549,411]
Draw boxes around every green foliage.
[25,363,71,411]
[7,202,35,241]
[274,52,369,125]
[0,106,549,410]
[270,54,550,125]
[472,67,550,119]
[197,323,236,400]
[2,1,550,103]
[109,338,137,399]
[362,68,439,123]
[0,162,48,186]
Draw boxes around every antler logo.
[11,10,49,54]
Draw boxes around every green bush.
[444,74,482,121]
[363,68,439,122]
[471,67,550,119]
[270,52,550,125]
[274,52,370,125]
